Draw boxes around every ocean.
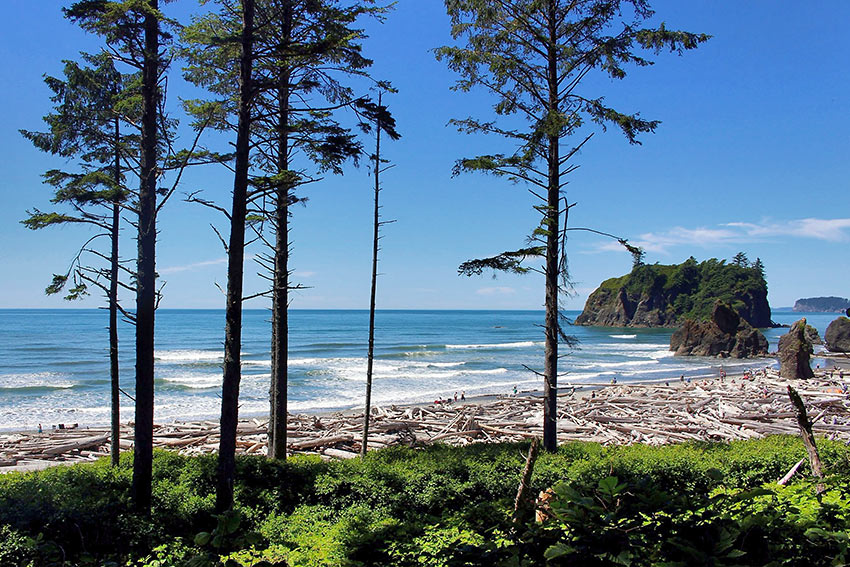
[0,309,840,431]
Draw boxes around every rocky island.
[793,296,850,313]
[576,256,772,328]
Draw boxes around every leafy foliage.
[2,438,850,565]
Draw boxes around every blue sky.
[1,1,848,311]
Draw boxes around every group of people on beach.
[434,391,465,406]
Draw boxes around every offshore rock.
[825,317,850,353]
[670,302,769,358]
[778,319,815,379]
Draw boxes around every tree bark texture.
[217,0,254,513]
[132,0,159,514]
[787,385,824,481]
[110,117,121,467]
[512,437,541,525]
[542,0,560,453]
[269,61,292,461]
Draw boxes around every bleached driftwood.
[4,370,850,472]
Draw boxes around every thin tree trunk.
[362,94,382,457]
[269,7,292,461]
[110,117,121,467]
[217,0,254,512]
[542,0,560,453]
[132,0,159,513]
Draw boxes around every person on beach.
[461,391,465,401]
[454,392,458,402]
[513,385,518,396]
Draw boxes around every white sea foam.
[155,349,222,363]
[609,334,637,339]
[161,373,222,389]
[446,341,541,349]
[0,372,75,390]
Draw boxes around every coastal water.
[0,309,840,431]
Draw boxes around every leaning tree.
[361,89,400,456]
[437,0,708,451]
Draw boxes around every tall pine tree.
[66,0,219,511]
[21,52,136,467]
[361,89,399,456]
[183,0,391,461]
[438,0,707,451]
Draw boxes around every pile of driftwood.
[2,369,849,473]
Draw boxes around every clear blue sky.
[1,1,848,311]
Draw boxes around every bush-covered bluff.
[576,256,772,328]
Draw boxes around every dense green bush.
[1,436,849,566]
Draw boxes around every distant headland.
[793,296,850,313]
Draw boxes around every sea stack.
[825,317,850,353]
[576,257,771,328]
[670,301,769,358]
[778,319,815,379]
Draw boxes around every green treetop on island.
[576,255,772,328]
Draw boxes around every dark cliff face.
[670,302,769,358]
[575,258,772,328]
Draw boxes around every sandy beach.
[3,359,850,474]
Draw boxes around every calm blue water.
[0,309,840,431]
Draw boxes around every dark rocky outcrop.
[778,319,815,379]
[670,302,769,358]
[825,317,850,353]
[805,324,822,346]
[576,257,772,328]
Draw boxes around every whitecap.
[445,341,541,349]
[155,349,222,363]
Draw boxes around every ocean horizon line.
[0,307,552,313]
[0,306,806,312]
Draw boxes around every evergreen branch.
[458,247,545,276]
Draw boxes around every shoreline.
[7,354,850,436]
[4,364,850,473]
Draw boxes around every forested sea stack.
[576,255,772,328]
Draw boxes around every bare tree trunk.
[542,0,560,453]
[362,94,383,457]
[132,0,159,513]
[217,0,254,513]
[110,118,121,467]
[269,17,292,459]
